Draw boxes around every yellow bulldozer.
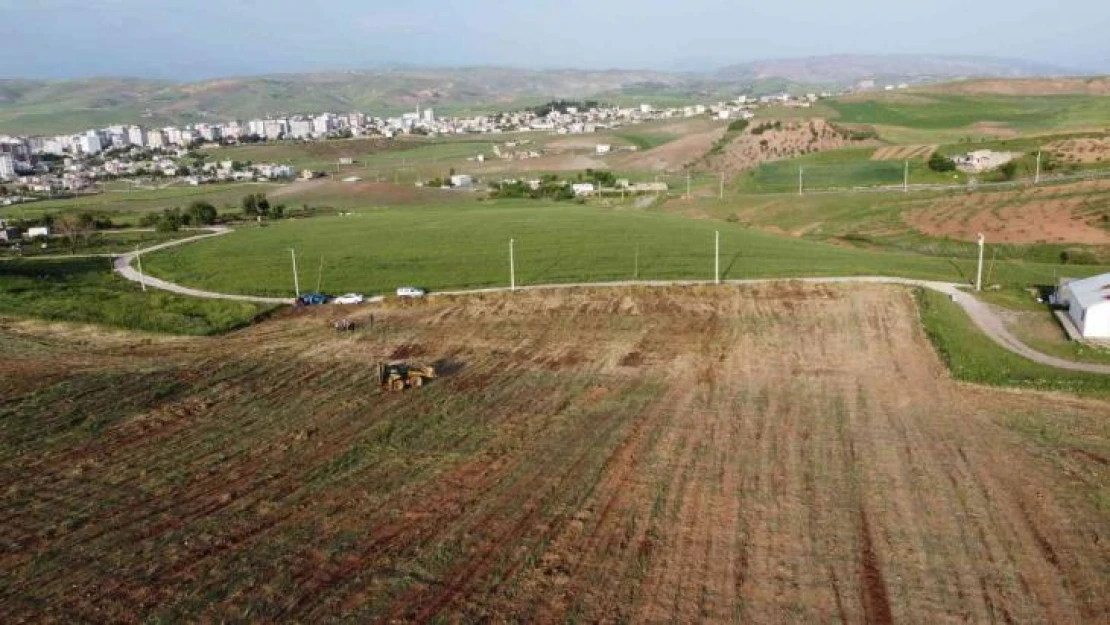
[378,362,436,391]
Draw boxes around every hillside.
[714,54,1073,85]
[0,55,1088,135]
[921,76,1110,96]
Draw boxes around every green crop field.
[733,146,966,193]
[1,183,279,224]
[826,94,1110,135]
[140,200,1110,297]
[0,257,271,334]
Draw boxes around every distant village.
[0,90,847,202]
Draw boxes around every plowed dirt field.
[2,285,1107,623]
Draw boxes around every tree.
[241,194,258,216]
[186,200,218,226]
[53,215,93,249]
[999,161,1018,181]
[927,152,956,173]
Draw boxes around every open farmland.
[1,284,1107,622]
[138,200,1110,297]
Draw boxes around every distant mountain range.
[0,55,1091,135]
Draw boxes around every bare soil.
[609,127,725,173]
[872,145,937,161]
[925,77,1110,96]
[1,285,1107,623]
[903,179,1110,245]
[1047,136,1110,165]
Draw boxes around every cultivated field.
[1,284,1107,622]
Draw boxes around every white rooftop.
[1063,273,1110,310]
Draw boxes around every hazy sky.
[2,0,1107,79]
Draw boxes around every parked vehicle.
[396,286,426,298]
[333,293,365,305]
[296,292,330,306]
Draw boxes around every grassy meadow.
[0,257,272,334]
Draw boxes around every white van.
[396,286,426,298]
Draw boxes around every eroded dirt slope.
[1,285,1107,623]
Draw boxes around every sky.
[1,0,1107,79]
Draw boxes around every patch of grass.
[915,288,1110,398]
[0,257,272,334]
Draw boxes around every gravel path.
[112,228,1110,374]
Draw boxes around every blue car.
[296,292,330,306]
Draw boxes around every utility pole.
[509,238,516,292]
[798,167,804,196]
[975,233,985,292]
[714,230,720,284]
[135,244,146,292]
[290,248,300,297]
[903,160,909,193]
[1035,150,1042,184]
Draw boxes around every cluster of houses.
[0,90,836,201]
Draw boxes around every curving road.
[111,228,1110,375]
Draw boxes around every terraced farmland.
[1,284,1107,622]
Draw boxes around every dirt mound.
[903,179,1110,245]
[703,119,879,175]
[925,77,1110,96]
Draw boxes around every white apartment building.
[127,125,147,147]
[312,115,331,136]
[164,127,184,146]
[0,153,15,180]
[146,129,165,149]
[76,132,102,155]
[288,119,313,139]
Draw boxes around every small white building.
[449,174,473,188]
[1058,273,1110,338]
[571,183,595,196]
[595,144,611,155]
[27,226,50,238]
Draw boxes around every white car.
[396,286,426,298]
[332,293,365,305]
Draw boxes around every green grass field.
[0,183,278,224]
[140,200,1110,297]
[826,94,1110,135]
[916,288,1110,398]
[0,257,271,334]
[0,229,194,258]
[733,146,966,193]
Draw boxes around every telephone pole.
[903,160,909,193]
[135,244,146,292]
[714,231,720,284]
[290,248,300,297]
[1035,150,1042,184]
[509,238,516,292]
[798,167,804,196]
[975,233,985,292]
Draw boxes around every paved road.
[112,229,1110,375]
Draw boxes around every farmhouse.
[1057,273,1110,338]
[954,149,1017,173]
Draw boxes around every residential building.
[0,153,14,180]
[127,125,147,147]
